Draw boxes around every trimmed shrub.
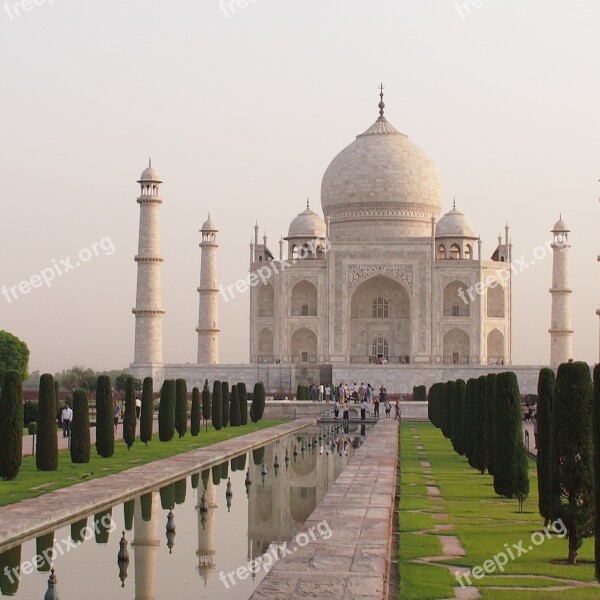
[140,377,154,446]
[36,373,58,471]
[158,380,176,442]
[230,385,241,426]
[95,375,114,458]
[221,381,230,428]
[191,386,201,436]
[123,377,137,450]
[175,378,188,438]
[70,388,91,463]
[485,373,497,475]
[554,361,594,564]
[537,368,556,528]
[238,382,248,425]
[0,370,23,480]
[212,381,223,431]
[250,382,265,423]
[472,376,487,474]
[202,380,211,431]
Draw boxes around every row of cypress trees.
[429,371,529,512]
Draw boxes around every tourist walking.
[61,402,73,438]
[384,398,391,419]
[373,396,380,418]
[394,399,400,421]
[360,399,367,421]
[113,399,120,432]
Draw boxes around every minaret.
[196,215,220,364]
[549,216,573,367]
[132,491,160,600]
[133,161,165,366]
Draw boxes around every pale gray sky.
[1,0,599,373]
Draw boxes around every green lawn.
[1,420,283,507]
[398,421,599,600]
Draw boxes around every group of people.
[321,382,400,422]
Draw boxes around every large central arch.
[349,274,411,363]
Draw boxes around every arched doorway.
[487,329,505,364]
[443,328,470,364]
[291,328,317,363]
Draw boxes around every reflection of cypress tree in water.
[0,545,21,594]
[230,457,237,472]
[124,500,135,531]
[191,472,200,489]
[160,484,175,510]
[253,446,265,465]
[141,493,153,521]
[201,469,209,490]
[220,461,228,479]
[71,518,88,543]
[94,510,112,544]
[237,453,247,470]
[211,465,221,486]
[36,531,54,572]
[174,478,186,505]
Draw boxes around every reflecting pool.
[0,423,369,599]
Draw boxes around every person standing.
[333,399,339,420]
[318,383,324,402]
[113,399,120,432]
[394,399,400,421]
[135,396,142,419]
[384,398,391,419]
[325,385,331,403]
[360,399,367,421]
[343,399,349,423]
[374,396,380,418]
[61,402,73,437]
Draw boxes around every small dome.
[138,165,162,183]
[436,208,477,238]
[552,217,569,232]
[287,207,326,239]
[201,215,218,231]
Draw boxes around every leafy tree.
[493,372,529,511]
[221,381,230,428]
[251,382,265,423]
[0,370,23,480]
[472,376,488,474]
[592,364,600,580]
[485,373,497,475]
[238,382,248,425]
[123,377,137,450]
[36,374,58,471]
[537,368,556,528]
[95,375,114,457]
[554,361,594,564]
[191,386,201,436]
[140,377,154,446]
[158,380,176,442]
[202,380,211,432]
[55,365,97,392]
[212,381,223,430]
[175,378,188,438]
[0,330,29,383]
[230,384,241,426]
[115,372,142,393]
[70,388,91,463]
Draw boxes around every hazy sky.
[1,0,599,373]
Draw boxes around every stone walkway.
[0,419,314,548]
[251,419,398,600]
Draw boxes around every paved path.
[2,419,314,548]
[251,419,398,600]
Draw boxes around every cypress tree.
[175,378,188,438]
[70,388,91,463]
[297,384,303,400]
[191,386,201,436]
[220,461,229,479]
[237,452,247,470]
[175,478,186,505]
[36,373,58,471]
[554,361,594,564]
[485,373,497,475]
[592,364,600,580]
[158,380,176,442]
[212,464,221,485]
[464,378,477,467]
[238,382,248,425]
[94,510,112,544]
[160,484,175,510]
[230,384,241,426]
[0,545,21,594]
[140,377,154,446]
[443,381,453,439]
[221,381,230,428]
[455,380,466,456]
[140,493,153,522]
[472,376,487,474]
[95,375,114,458]
[253,446,265,465]
[123,501,134,531]
[251,382,265,423]
[71,518,88,543]
[450,380,463,455]
[202,380,211,432]
[123,376,137,450]
[201,469,210,490]
[537,368,556,528]
[212,380,223,431]
[36,532,54,572]
[54,380,60,425]
[0,370,23,480]
[493,372,529,510]
[191,472,200,490]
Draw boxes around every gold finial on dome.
[307,197,310,209]
[453,197,456,210]
[378,83,385,119]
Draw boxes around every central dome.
[321,104,443,240]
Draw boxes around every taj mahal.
[129,89,580,394]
